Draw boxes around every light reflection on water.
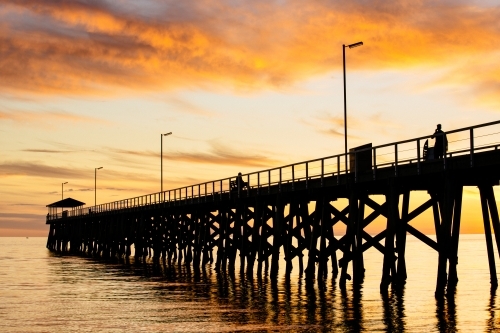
[1,236,500,332]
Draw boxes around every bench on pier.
[230,179,249,191]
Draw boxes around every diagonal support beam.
[405,198,433,224]
[361,230,386,254]
[406,224,438,251]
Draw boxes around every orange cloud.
[0,0,498,103]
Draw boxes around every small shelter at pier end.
[46,198,85,221]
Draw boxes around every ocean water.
[1,235,500,332]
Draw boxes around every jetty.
[46,120,500,296]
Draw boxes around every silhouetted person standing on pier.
[432,124,448,159]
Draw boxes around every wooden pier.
[46,121,500,296]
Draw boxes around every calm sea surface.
[1,235,500,332]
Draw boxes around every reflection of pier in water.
[50,257,500,332]
[46,121,500,296]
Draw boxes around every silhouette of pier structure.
[46,120,500,296]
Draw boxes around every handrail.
[47,120,500,221]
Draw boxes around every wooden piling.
[479,185,498,288]
[447,186,463,290]
[381,180,398,293]
[353,193,366,286]
[396,191,410,287]
[270,198,283,277]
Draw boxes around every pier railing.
[49,120,500,221]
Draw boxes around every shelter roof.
[46,197,85,208]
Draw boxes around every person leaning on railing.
[432,124,448,159]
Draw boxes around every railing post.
[268,170,271,194]
[470,128,474,167]
[292,165,295,190]
[321,159,324,187]
[337,156,340,185]
[257,172,260,195]
[373,148,377,180]
[355,151,358,183]
[247,174,250,197]
[279,168,282,192]
[443,132,447,170]
[306,162,309,189]
[345,152,348,176]
[417,140,421,175]
[395,143,398,177]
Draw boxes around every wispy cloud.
[165,96,216,116]
[64,188,93,193]
[22,148,94,154]
[108,148,156,158]
[304,111,405,141]
[0,0,497,104]
[0,110,109,127]
[0,161,86,179]
[109,141,283,167]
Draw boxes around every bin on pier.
[349,143,373,174]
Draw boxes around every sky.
[1,0,500,237]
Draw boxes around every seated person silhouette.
[431,124,448,159]
[231,172,248,191]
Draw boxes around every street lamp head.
[63,182,68,185]
[96,167,103,170]
[163,132,172,136]
[348,41,363,49]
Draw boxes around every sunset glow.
[1,0,499,236]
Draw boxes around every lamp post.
[343,41,363,173]
[161,132,172,194]
[62,182,68,200]
[95,167,103,207]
